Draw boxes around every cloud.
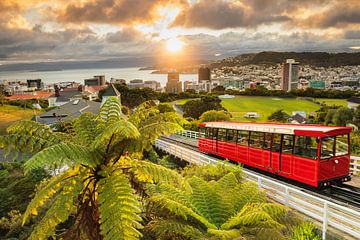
[56,0,187,25]
[105,27,144,43]
[172,0,292,29]
[344,30,360,39]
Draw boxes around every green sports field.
[0,105,41,134]
[314,98,347,107]
[221,96,322,122]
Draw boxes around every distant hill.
[210,51,360,68]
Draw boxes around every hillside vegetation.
[211,51,360,68]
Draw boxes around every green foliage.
[157,103,175,113]
[98,174,143,240]
[268,109,289,123]
[332,107,354,126]
[199,110,231,122]
[181,162,243,181]
[182,96,225,119]
[0,163,48,218]
[291,222,321,240]
[324,109,336,125]
[0,96,184,240]
[146,165,286,240]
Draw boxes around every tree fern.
[28,175,83,240]
[98,174,143,240]
[23,167,80,224]
[73,112,99,146]
[24,142,100,172]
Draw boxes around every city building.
[198,66,211,82]
[280,59,299,92]
[27,79,43,90]
[128,79,144,89]
[34,99,101,126]
[48,86,83,107]
[165,71,182,93]
[110,78,126,85]
[101,84,121,106]
[127,79,161,91]
[84,75,106,86]
[309,80,325,89]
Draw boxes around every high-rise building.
[281,59,299,92]
[165,71,182,93]
[198,66,211,82]
[27,79,43,89]
[84,75,106,86]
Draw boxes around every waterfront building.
[281,59,299,92]
[27,79,43,90]
[84,75,106,86]
[165,71,182,93]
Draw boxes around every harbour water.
[0,68,198,87]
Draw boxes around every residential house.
[347,96,360,109]
[101,84,121,106]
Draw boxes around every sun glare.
[166,37,184,53]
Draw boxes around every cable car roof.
[199,122,352,137]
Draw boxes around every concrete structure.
[281,59,299,92]
[27,79,43,90]
[128,79,144,89]
[347,96,360,109]
[165,71,182,93]
[48,86,83,107]
[84,75,106,86]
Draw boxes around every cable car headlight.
[334,159,339,164]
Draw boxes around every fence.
[156,138,360,240]
[176,130,360,175]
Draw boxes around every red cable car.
[198,122,352,188]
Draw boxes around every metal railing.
[155,138,360,240]
[176,130,360,175]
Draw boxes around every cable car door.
[212,128,218,153]
[270,134,281,172]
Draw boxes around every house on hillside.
[34,99,101,126]
[48,87,83,107]
[347,96,360,109]
[101,84,121,106]
[288,113,308,124]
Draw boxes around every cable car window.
[294,136,318,159]
[272,134,281,152]
[226,129,237,143]
[199,127,206,138]
[218,128,227,142]
[212,128,218,140]
[237,130,249,146]
[263,133,272,150]
[249,132,264,149]
[282,135,294,154]
[321,137,335,159]
[335,134,349,156]
[205,128,211,139]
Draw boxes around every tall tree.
[0,97,184,240]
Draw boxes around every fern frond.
[131,159,183,185]
[189,177,232,227]
[98,173,143,240]
[231,181,267,213]
[149,194,216,230]
[28,176,83,240]
[6,120,52,137]
[207,228,244,239]
[73,112,99,146]
[23,167,80,224]
[24,142,100,172]
[146,219,204,240]
[0,134,49,156]
[92,120,140,152]
[98,96,123,125]
[221,203,286,231]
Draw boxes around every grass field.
[221,96,321,122]
[314,98,347,107]
[0,105,41,134]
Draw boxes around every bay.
[0,67,198,87]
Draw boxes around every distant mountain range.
[210,51,360,68]
[1,51,359,72]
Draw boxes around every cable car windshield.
[321,134,349,159]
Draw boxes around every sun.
[166,37,184,53]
